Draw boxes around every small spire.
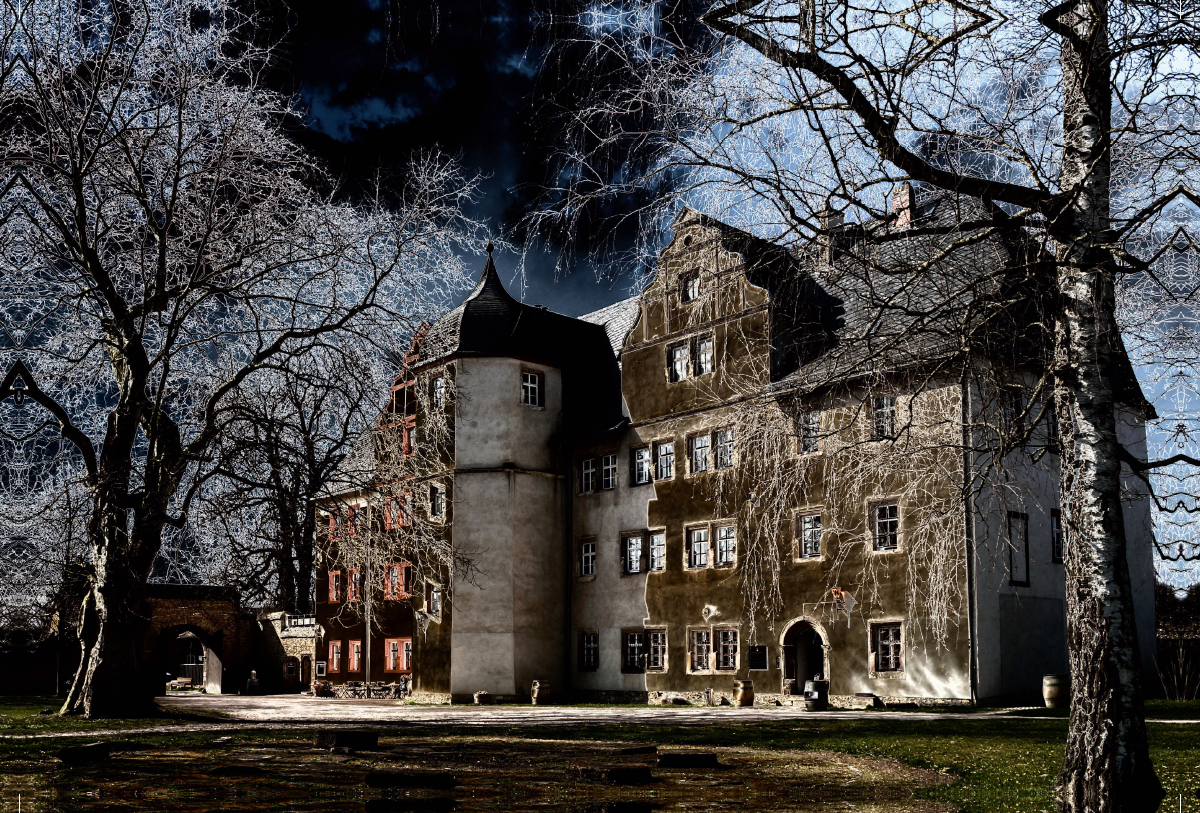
[486,241,495,256]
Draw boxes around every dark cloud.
[250,0,634,315]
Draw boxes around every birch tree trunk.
[1051,0,1163,808]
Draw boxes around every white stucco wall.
[449,358,567,697]
[570,421,655,693]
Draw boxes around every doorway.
[301,655,312,690]
[781,621,826,687]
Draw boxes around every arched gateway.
[780,619,828,691]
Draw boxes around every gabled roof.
[578,296,641,359]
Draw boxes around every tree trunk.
[1052,0,1163,808]
[296,499,317,614]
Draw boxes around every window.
[687,527,709,568]
[669,344,689,382]
[384,562,412,599]
[681,272,700,303]
[401,416,417,457]
[654,441,674,480]
[579,631,599,671]
[348,569,361,602]
[328,570,342,603]
[801,410,821,454]
[689,434,709,474]
[717,629,738,671]
[385,638,402,672]
[430,484,445,518]
[716,525,736,566]
[385,495,412,529]
[872,623,903,673]
[425,584,443,618]
[649,532,666,571]
[580,540,596,577]
[403,639,413,671]
[623,630,646,672]
[647,629,668,672]
[580,458,596,493]
[347,507,361,537]
[714,429,734,469]
[693,334,714,376]
[1009,511,1030,586]
[1052,510,1066,564]
[349,640,362,672]
[315,661,327,677]
[872,503,899,551]
[522,370,543,407]
[601,454,618,490]
[871,395,896,439]
[430,375,446,409]
[328,641,342,673]
[632,447,652,485]
[748,645,769,671]
[690,629,712,672]
[799,513,822,558]
[624,534,643,574]
[1002,388,1024,436]
[1046,400,1060,444]
[329,511,343,540]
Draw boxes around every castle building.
[315,202,1156,706]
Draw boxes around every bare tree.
[0,0,484,717]
[536,0,1200,805]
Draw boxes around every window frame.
[647,628,668,672]
[654,440,674,480]
[384,562,413,600]
[798,511,823,559]
[348,568,361,602]
[716,628,739,672]
[622,533,644,575]
[425,583,443,620]
[715,524,736,567]
[713,427,734,470]
[870,621,904,675]
[686,526,710,569]
[871,394,896,440]
[688,433,710,475]
[579,458,597,494]
[648,531,666,572]
[600,453,618,490]
[578,630,599,672]
[327,570,342,603]
[622,629,647,673]
[748,645,769,671]
[871,501,900,552]
[521,369,544,408]
[1008,510,1031,586]
[429,484,446,519]
[349,639,363,672]
[668,343,690,382]
[430,374,446,409]
[328,641,342,673]
[800,409,821,454]
[579,538,597,579]
[692,333,715,376]
[631,446,653,485]
[680,271,701,303]
[688,627,713,674]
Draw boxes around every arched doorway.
[150,625,224,695]
[781,621,826,689]
[301,655,312,689]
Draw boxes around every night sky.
[256,0,637,317]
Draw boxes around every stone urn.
[531,680,551,705]
[733,680,755,707]
[1043,674,1070,708]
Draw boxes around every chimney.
[819,206,844,263]
[892,183,913,229]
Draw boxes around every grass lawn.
[2,697,1199,811]
[0,694,228,736]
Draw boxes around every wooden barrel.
[803,679,829,711]
[1043,674,1070,708]
[531,680,551,705]
[733,680,755,707]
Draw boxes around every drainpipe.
[564,443,575,700]
[961,376,979,705]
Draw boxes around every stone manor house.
[315,192,1156,706]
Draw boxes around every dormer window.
[680,273,700,303]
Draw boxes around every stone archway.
[779,617,830,692]
[150,624,224,695]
